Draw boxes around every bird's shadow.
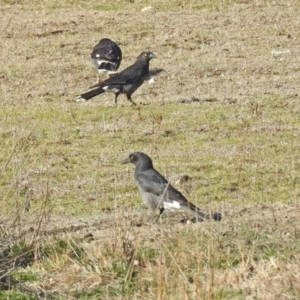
[148,68,166,77]
[179,97,218,104]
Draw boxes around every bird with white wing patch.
[122,152,222,222]
[91,38,122,82]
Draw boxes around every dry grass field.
[1,0,300,299]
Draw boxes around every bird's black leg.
[126,94,137,106]
[159,207,165,215]
[114,93,120,107]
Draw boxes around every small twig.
[30,176,51,249]
[159,238,190,285]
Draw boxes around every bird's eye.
[130,155,133,160]
[144,53,148,57]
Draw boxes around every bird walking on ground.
[91,38,122,81]
[122,152,222,222]
[76,51,157,106]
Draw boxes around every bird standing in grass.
[122,152,222,222]
[76,51,157,106]
[91,38,122,81]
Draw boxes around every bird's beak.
[150,53,157,59]
[122,157,131,164]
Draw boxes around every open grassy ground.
[1,0,300,299]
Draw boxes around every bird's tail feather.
[98,62,117,73]
[76,88,104,101]
[188,203,222,222]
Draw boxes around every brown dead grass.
[6,202,299,299]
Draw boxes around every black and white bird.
[122,152,222,222]
[91,38,122,81]
[76,51,157,106]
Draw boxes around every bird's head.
[122,152,154,169]
[138,51,157,61]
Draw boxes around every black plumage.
[122,152,222,222]
[76,51,157,106]
[91,38,122,77]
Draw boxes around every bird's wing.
[90,61,148,89]
[135,169,189,205]
[135,168,209,219]
[92,41,121,61]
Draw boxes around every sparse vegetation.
[1,0,300,299]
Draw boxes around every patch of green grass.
[0,290,35,300]
[73,285,125,299]
[214,289,244,299]
[13,271,39,283]
[138,246,159,261]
